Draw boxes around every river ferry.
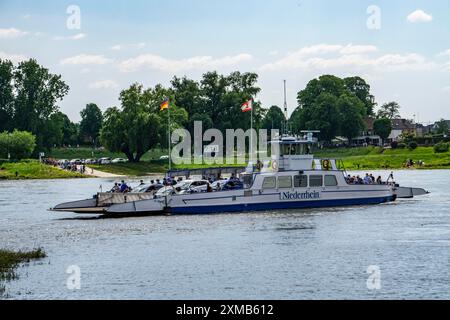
[52,133,428,215]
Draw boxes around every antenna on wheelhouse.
[283,80,289,135]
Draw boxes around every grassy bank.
[0,160,85,180]
[90,161,168,176]
[0,248,46,295]
[315,146,450,170]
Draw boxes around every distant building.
[351,117,381,146]
[418,120,450,135]
[432,120,450,133]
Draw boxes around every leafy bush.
[408,141,418,150]
[397,143,406,149]
[0,130,36,160]
[434,142,449,153]
[390,141,398,149]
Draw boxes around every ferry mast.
[283,80,289,135]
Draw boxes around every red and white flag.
[241,99,253,113]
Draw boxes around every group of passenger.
[346,173,383,185]
[42,158,89,174]
[405,159,425,168]
[109,177,186,194]
[110,180,133,193]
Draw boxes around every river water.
[0,170,449,299]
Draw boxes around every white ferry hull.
[106,185,395,215]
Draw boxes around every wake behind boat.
[51,133,429,216]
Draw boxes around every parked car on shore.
[84,158,97,164]
[70,159,82,165]
[159,155,169,160]
[99,157,112,164]
[112,158,128,164]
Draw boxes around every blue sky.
[1,0,449,123]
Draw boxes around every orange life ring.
[271,160,279,171]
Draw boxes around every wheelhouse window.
[309,175,323,187]
[324,175,338,187]
[294,175,308,188]
[262,176,276,189]
[281,143,305,156]
[278,176,292,189]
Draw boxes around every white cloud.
[443,86,450,92]
[407,10,433,23]
[0,28,28,39]
[22,14,32,19]
[437,49,450,57]
[339,44,378,55]
[444,61,450,70]
[111,42,147,51]
[60,54,112,65]
[54,33,86,41]
[136,42,146,49]
[89,80,119,90]
[260,44,434,72]
[119,53,253,72]
[283,44,378,57]
[269,50,279,56]
[0,51,27,63]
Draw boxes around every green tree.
[0,130,36,160]
[0,59,14,132]
[79,103,103,145]
[171,76,203,133]
[12,59,69,151]
[434,119,449,135]
[200,71,262,132]
[304,93,341,142]
[377,102,401,120]
[297,75,345,109]
[100,83,187,162]
[50,111,79,146]
[337,93,366,143]
[293,75,346,142]
[373,118,392,145]
[343,76,375,116]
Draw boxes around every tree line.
[0,59,104,154]
[1,58,400,162]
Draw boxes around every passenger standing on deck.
[120,180,128,193]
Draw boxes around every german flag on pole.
[160,98,170,111]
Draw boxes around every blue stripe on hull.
[169,196,395,215]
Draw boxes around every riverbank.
[315,146,450,170]
[2,146,449,180]
[0,160,85,180]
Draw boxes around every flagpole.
[168,101,171,173]
[250,101,253,164]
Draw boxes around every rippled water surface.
[1,170,449,299]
